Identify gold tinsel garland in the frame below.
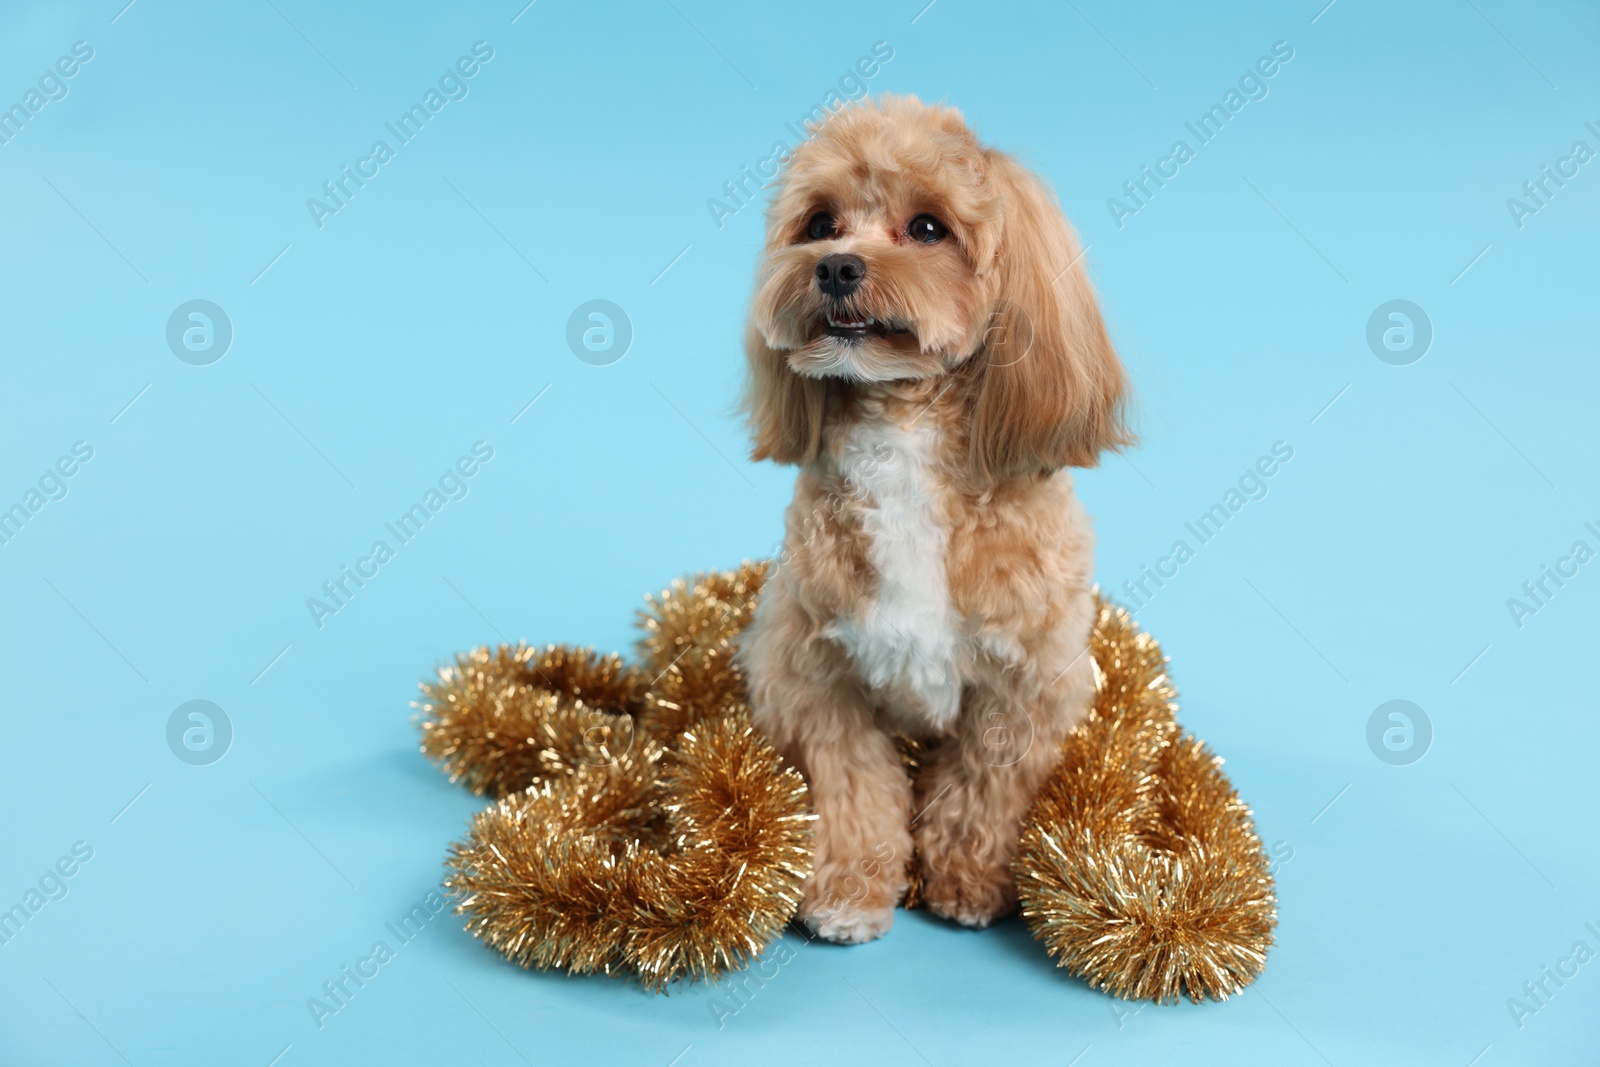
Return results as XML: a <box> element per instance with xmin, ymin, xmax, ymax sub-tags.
<box><xmin>1012</xmin><ymin>597</ymin><xmax>1277</xmax><ymax>1002</ymax></box>
<box><xmin>419</xmin><ymin>644</ymin><xmax>643</xmax><ymax>798</ymax></box>
<box><xmin>416</xmin><ymin>562</ymin><xmax>1276</xmax><ymax>998</ymax></box>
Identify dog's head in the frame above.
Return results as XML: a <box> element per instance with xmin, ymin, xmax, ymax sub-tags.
<box><xmin>744</xmin><ymin>95</ymin><xmax>1130</xmax><ymax>479</ymax></box>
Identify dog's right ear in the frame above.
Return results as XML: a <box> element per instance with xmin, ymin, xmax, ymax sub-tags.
<box><xmin>741</xmin><ymin>322</ymin><xmax>827</xmax><ymax>465</ymax></box>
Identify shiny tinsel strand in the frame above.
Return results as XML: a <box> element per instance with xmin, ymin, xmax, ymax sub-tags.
<box><xmin>416</xmin><ymin>644</ymin><xmax>642</xmax><ymax>797</ymax></box>
<box><xmin>635</xmin><ymin>561</ymin><xmax>767</xmax><ymax>676</ymax></box>
<box><xmin>423</xmin><ymin>569</ymin><xmax>1274</xmax><ymax>999</ymax></box>
<box><xmin>443</xmin><ymin>717</ymin><xmax>810</xmax><ymax>991</ymax></box>
<box><xmin>1012</xmin><ymin>597</ymin><xmax>1278</xmax><ymax>1002</ymax></box>
<box><xmin>635</xmin><ymin>562</ymin><xmax>767</xmax><ymax>741</ymax></box>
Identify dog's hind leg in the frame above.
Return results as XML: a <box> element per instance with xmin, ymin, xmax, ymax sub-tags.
<box><xmin>913</xmin><ymin>620</ymin><xmax>1097</xmax><ymax>928</ymax></box>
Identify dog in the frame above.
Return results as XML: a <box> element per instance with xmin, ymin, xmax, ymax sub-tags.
<box><xmin>738</xmin><ymin>95</ymin><xmax>1131</xmax><ymax>943</ymax></box>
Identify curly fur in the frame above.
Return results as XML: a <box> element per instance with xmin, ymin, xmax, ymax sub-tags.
<box><xmin>738</xmin><ymin>95</ymin><xmax>1132</xmax><ymax>942</ymax></box>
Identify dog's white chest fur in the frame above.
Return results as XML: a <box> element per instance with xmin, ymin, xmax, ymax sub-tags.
<box><xmin>823</xmin><ymin>417</ymin><xmax>964</xmax><ymax>730</ymax></box>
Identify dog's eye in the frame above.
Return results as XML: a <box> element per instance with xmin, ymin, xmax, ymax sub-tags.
<box><xmin>805</xmin><ymin>212</ymin><xmax>837</xmax><ymax>241</ymax></box>
<box><xmin>907</xmin><ymin>215</ymin><xmax>948</xmax><ymax>243</ymax></box>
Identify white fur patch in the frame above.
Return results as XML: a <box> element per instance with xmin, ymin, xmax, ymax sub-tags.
<box><xmin>824</xmin><ymin>417</ymin><xmax>964</xmax><ymax>731</ymax></box>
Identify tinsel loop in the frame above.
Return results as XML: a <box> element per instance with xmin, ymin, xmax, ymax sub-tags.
<box><xmin>1012</xmin><ymin>598</ymin><xmax>1277</xmax><ymax>1002</ymax></box>
<box><xmin>418</xmin><ymin>563</ymin><xmax>1275</xmax><ymax>999</ymax></box>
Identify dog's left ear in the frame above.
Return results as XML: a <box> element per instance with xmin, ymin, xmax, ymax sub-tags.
<box><xmin>966</xmin><ymin>151</ymin><xmax>1131</xmax><ymax>480</ymax></box>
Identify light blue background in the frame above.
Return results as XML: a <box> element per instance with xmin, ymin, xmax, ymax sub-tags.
<box><xmin>2</xmin><ymin>0</ymin><xmax>1596</xmax><ymax>1063</ymax></box>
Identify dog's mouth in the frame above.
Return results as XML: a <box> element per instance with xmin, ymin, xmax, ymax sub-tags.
<box><xmin>822</xmin><ymin>305</ymin><xmax>914</xmax><ymax>343</ymax></box>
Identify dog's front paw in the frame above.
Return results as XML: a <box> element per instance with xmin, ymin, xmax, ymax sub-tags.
<box><xmin>797</xmin><ymin>839</ymin><xmax>908</xmax><ymax>944</ymax></box>
<box><xmin>920</xmin><ymin>861</ymin><xmax>1016</xmax><ymax>929</ymax></box>
<box><xmin>801</xmin><ymin>901</ymin><xmax>895</xmax><ymax>944</ymax></box>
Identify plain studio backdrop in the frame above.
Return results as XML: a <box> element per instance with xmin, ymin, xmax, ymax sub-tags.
<box><xmin>0</xmin><ymin>1</ymin><xmax>1596</xmax><ymax>1064</ymax></box>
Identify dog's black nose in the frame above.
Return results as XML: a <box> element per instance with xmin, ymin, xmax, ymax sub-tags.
<box><xmin>814</xmin><ymin>253</ymin><xmax>865</xmax><ymax>297</ymax></box>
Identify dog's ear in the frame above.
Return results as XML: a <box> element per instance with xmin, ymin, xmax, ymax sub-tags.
<box><xmin>966</xmin><ymin>151</ymin><xmax>1131</xmax><ymax>480</ymax></box>
<box><xmin>742</xmin><ymin>322</ymin><xmax>828</xmax><ymax>464</ymax></box>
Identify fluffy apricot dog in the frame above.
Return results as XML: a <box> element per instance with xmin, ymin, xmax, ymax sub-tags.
<box><xmin>739</xmin><ymin>95</ymin><xmax>1131</xmax><ymax>943</ymax></box>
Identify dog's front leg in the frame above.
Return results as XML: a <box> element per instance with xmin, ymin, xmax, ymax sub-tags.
<box><xmin>913</xmin><ymin>645</ymin><xmax>1097</xmax><ymax>928</ymax></box>
<box><xmin>746</xmin><ymin>589</ymin><xmax>911</xmax><ymax>943</ymax></box>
